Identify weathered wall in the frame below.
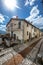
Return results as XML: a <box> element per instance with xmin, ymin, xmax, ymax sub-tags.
<box><xmin>23</xmin><ymin>21</ymin><xmax>32</xmax><ymax>41</ymax></box>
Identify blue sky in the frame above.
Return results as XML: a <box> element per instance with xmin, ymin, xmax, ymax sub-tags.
<box><xmin>0</xmin><ymin>0</ymin><xmax>43</xmax><ymax>31</ymax></box>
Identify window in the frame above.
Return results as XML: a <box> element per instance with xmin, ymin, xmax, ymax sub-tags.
<box><xmin>34</xmin><ymin>28</ymin><xmax>36</xmax><ymax>32</ymax></box>
<box><xmin>27</xmin><ymin>31</ymin><xmax>28</xmax><ymax>35</ymax></box>
<box><xmin>11</xmin><ymin>32</ymin><xmax>13</xmax><ymax>37</ymax></box>
<box><xmin>10</xmin><ymin>23</ymin><xmax>13</xmax><ymax>30</ymax></box>
<box><xmin>10</xmin><ymin>23</ymin><xmax>13</xmax><ymax>27</ymax></box>
<box><xmin>27</xmin><ymin>23</ymin><xmax>28</xmax><ymax>27</ymax></box>
<box><xmin>14</xmin><ymin>24</ymin><xmax>16</xmax><ymax>25</ymax></box>
<box><xmin>32</xmin><ymin>26</ymin><xmax>33</xmax><ymax>29</ymax></box>
<box><xmin>18</xmin><ymin>22</ymin><xmax>21</xmax><ymax>29</ymax></box>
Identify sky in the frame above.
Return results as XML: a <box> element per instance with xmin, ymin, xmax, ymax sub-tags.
<box><xmin>0</xmin><ymin>0</ymin><xmax>43</xmax><ymax>32</ymax></box>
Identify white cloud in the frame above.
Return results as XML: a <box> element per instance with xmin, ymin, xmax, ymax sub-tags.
<box><xmin>33</xmin><ymin>16</ymin><xmax>43</xmax><ymax>29</ymax></box>
<box><xmin>0</xmin><ymin>14</ymin><xmax>5</xmax><ymax>23</ymax></box>
<box><xmin>30</xmin><ymin>5</ymin><xmax>39</xmax><ymax>15</ymax></box>
<box><xmin>25</xmin><ymin>0</ymin><xmax>29</xmax><ymax>6</ymax></box>
<box><xmin>12</xmin><ymin>16</ymin><xmax>17</xmax><ymax>18</ymax></box>
<box><xmin>4</xmin><ymin>15</ymin><xmax>9</xmax><ymax>18</ymax></box>
<box><xmin>25</xmin><ymin>0</ymin><xmax>35</xmax><ymax>6</ymax></box>
<box><xmin>0</xmin><ymin>13</ymin><xmax>9</xmax><ymax>23</ymax></box>
<box><xmin>0</xmin><ymin>25</ymin><xmax>6</xmax><ymax>31</ymax></box>
<box><xmin>12</xmin><ymin>16</ymin><xmax>18</xmax><ymax>18</ymax></box>
<box><xmin>26</xmin><ymin>5</ymin><xmax>43</xmax><ymax>29</ymax></box>
<box><xmin>40</xmin><ymin>27</ymin><xmax>43</xmax><ymax>29</ymax></box>
<box><xmin>32</xmin><ymin>15</ymin><xmax>43</xmax><ymax>24</ymax></box>
<box><xmin>0</xmin><ymin>13</ymin><xmax>9</xmax><ymax>31</ymax></box>
<box><xmin>26</xmin><ymin>5</ymin><xmax>39</xmax><ymax>21</ymax></box>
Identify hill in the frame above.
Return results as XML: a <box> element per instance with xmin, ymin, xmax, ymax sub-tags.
<box><xmin>40</xmin><ymin>29</ymin><xmax>43</xmax><ymax>32</ymax></box>
<box><xmin>0</xmin><ymin>30</ymin><xmax>6</xmax><ymax>34</ymax></box>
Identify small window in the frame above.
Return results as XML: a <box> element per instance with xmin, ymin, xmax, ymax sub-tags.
<box><xmin>34</xmin><ymin>28</ymin><xmax>36</xmax><ymax>32</ymax></box>
<box><xmin>10</xmin><ymin>23</ymin><xmax>13</xmax><ymax>27</ymax></box>
<box><xmin>27</xmin><ymin>31</ymin><xmax>28</xmax><ymax>35</ymax></box>
<box><xmin>32</xmin><ymin>26</ymin><xmax>33</xmax><ymax>29</ymax></box>
<box><xmin>27</xmin><ymin>23</ymin><xmax>28</xmax><ymax>27</ymax></box>
<box><xmin>14</xmin><ymin>24</ymin><xmax>16</xmax><ymax>25</ymax></box>
<box><xmin>18</xmin><ymin>22</ymin><xmax>21</xmax><ymax>29</ymax></box>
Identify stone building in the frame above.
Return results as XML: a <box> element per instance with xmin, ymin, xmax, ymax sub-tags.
<box><xmin>6</xmin><ymin>17</ymin><xmax>41</xmax><ymax>42</ymax></box>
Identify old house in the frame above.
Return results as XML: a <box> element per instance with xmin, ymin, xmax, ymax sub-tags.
<box><xmin>6</xmin><ymin>17</ymin><xmax>41</xmax><ymax>42</ymax></box>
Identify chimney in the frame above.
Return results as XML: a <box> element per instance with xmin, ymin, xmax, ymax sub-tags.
<box><xmin>31</xmin><ymin>21</ymin><xmax>33</xmax><ymax>24</ymax></box>
<box><xmin>16</xmin><ymin>16</ymin><xmax>18</xmax><ymax>19</ymax></box>
<box><xmin>12</xmin><ymin>16</ymin><xmax>18</xmax><ymax>19</ymax></box>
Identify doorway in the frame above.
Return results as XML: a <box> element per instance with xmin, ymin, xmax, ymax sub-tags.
<box><xmin>11</xmin><ymin>32</ymin><xmax>13</xmax><ymax>37</ymax></box>
<box><xmin>29</xmin><ymin>32</ymin><xmax>31</xmax><ymax>40</ymax></box>
<box><xmin>14</xmin><ymin>34</ymin><xmax>16</xmax><ymax>40</ymax></box>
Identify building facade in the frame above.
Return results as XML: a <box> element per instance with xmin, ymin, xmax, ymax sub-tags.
<box><xmin>6</xmin><ymin>18</ymin><xmax>41</xmax><ymax>42</ymax></box>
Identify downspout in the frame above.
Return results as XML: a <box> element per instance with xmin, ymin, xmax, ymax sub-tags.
<box><xmin>21</xmin><ymin>21</ymin><xmax>24</xmax><ymax>43</ymax></box>
<box><xmin>22</xmin><ymin>21</ymin><xmax>24</xmax><ymax>43</ymax></box>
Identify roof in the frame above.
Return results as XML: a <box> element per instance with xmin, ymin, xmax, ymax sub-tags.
<box><xmin>6</xmin><ymin>18</ymin><xmax>40</xmax><ymax>30</ymax></box>
<box><xmin>6</xmin><ymin>18</ymin><xmax>25</xmax><ymax>27</ymax></box>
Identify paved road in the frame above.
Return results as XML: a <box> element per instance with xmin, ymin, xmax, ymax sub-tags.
<box><xmin>19</xmin><ymin>38</ymin><xmax>41</xmax><ymax>57</ymax></box>
<box><xmin>0</xmin><ymin>37</ymin><xmax>43</xmax><ymax>65</ymax></box>
<box><xmin>26</xmin><ymin>37</ymin><xmax>43</xmax><ymax>65</ymax></box>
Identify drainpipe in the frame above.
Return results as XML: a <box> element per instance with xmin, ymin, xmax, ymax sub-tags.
<box><xmin>23</xmin><ymin>22</ymin><xmax>24</xmax><ymax>43</ymax></box>
<box><xmin>22</xmin><ymin>21</ymin><xmax>24</xmax><ymax>43</ymax></box>
<box><xmin>20</xmin><ymin>21</ymin><xmax>24</xmax><ymax>43</ymax></box>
